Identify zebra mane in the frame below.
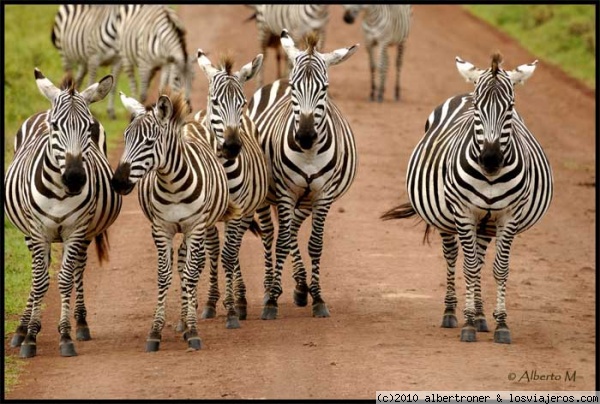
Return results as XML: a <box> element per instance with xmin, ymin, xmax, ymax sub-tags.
<box><xmin>304</xmin><ymin>31</ymin><xmax>320</xmax><ymax>54</ymax></box>
<box><xmin>491</xmin><ymin>52</ymin><xmax>503</xmax><ymax>77</ymax></box>
<box><xmin>219</xmin><ymin>53</ymin><xmax>235</xmax><ymax>75</ymax></box>
<box><xmin>60</xmin><ymin>72</ymin><xmax>76</xmax><ymax>94</ymax></box>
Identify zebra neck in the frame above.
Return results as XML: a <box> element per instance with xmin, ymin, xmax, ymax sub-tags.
<box><xmin>155</xmin><ymin>133</ymin><xmax>191</xmax><ymax>190</ymax></box>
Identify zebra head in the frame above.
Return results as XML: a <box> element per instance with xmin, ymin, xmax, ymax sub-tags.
<box><xmin>197</xmin><ymin>49</ymin><xmax>263</xmax><ymax>160</ymax></box>
<box><xmin>342</xmin><ymin>5</ymin><xmax>365</xmax><ymax>24</ymax></box>
<box><xmin>281</xmin><ymin>29</ymin><xmax>358</xmax><ymax>150</ymax></box>
<box><xmin>35</xmin><ymin>68</ymin><xmax>113</xmax><ymax>195</ymax></box>
<box><xmin>112</xmin><ymin>91</ymin><xmax>183</xmax><ymax>195</ymax></box>
<box><xmin>456</xmin><ymin>53</ymin><xmax>537</xmax><ymax>176</ymax></box>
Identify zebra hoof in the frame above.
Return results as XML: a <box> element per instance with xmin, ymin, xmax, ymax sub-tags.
<box><xmin>226</xmin><ymin>315</ymin><xmax>241</xmax><ymax>329</ymax></box>
<box><xmin>19</xmin><ymin>342</ymin><xmax>37</xmax><ymax>358</ymax></box>
<box><xmin>494</xmin><ymin>327</ymin><xmax>512</xmax><ymax>344</ymax></box>
<box><xmin>261</xmin><ymin>305</ymin><xmax>278</xmax><ymax>320</ymax></box>
<box><xmin>108</xmin><ymin>109</ymin><xmax>116</xmax><ymax>120</ymax></box>
<box><xmin>201</xmin><ymin>306</ymin><xmax>217</xmax><ymax>319</ymax></box>
<box><xmin>441</xmin><ymin>314</ymin><xmax>458</xmax><ymax>328</ymax></box>
<box><xmin>262</xmin><ymin>293</ymin><xmax>271</xmax><ymax>306</ymax></box>
<box><xmin>175</xmin><ymin>320</ymin><xmax>186</xmax><ymax>333</ymax></box>
<box><xmin>60</xmin><ymin>341</ymin><xmax>78</xmax><ymax>357</ymax></box>
<box><xmin>293</xmin><ymin>286</ymin><xmax>309</xmax><ymax>307</ymax></box>
<box><xmin>312</xmin><ymin>302</ymin><xmax>330</xmax><ymax>318</ymax></box>
<box><xmin>475</xmin><ymin>317</ymin><xmax>489</xmax><ymax>332</ymax></box>
<box><xmin>460</xmin><ymin>325</ymin><xmax>477</xmax><ymax>342</ymax></box>
<box><xmin>76</xmin><ymin>326</ymin><xmax>91</xmax><ymax>341</ymax></box>
<box><xmin>10</xmin><ymin>332</ymin><xmax>26</xmax><ymax>348</ymax></box>
<box><xmin>187</xmin><ymin>337</ymin><xmax>202</xmax><ymax>350</ymax></box>
<box><xmin>145</xmin><ymin>339</ymin><xmax>161</xmax><ymax>352</ymax></box>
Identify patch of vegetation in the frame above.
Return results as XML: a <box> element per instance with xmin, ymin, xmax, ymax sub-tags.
<box><xmin>465</xmin><ymin>5</ymin><xmax>595</xmax><ymax>89</ymax></box>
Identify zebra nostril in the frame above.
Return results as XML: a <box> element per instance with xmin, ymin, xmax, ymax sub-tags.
<box><xmin>343</xmin><ymin>13</ymin><xmax>355</xmax><ymax>24</ymax></box>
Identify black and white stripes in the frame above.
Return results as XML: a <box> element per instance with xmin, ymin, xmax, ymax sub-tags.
<box><xmin>5</xmin><ymin>69</ymin><xmax>122</xmax><ymax>358</ymax></box>
<box><xmin>382</xmin><ymin>53</ymin><xmax>553</xmax><ymax>343</ymax></box>
<box><xmin>247</xmin><ymin>30</ymin><xmax>359</xmax><ymax>320</ymax></box>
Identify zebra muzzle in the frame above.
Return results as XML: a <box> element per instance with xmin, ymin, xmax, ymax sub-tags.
<box><xmin>478</xmin><ymin>140</ymin><xmax>504</xmax><ymax>176</ymax></box>
<box><xmin>111</xmin><ymin>163</ymin><xmax>135</xmax><ymax>195</ymax></box>
<box><xmin>62</xmin><ymin>154</ymin><xmax>87</xmax><ymax>195</ymax></box>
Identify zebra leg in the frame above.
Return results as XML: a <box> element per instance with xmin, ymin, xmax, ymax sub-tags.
<box><xmin>123</xmin><ymin>61</ymin><xmax>138</xmax><ymax>100</ymax></box>
<box><xmin>394</xmin><ymin>41</ymin><xmax>406</xmax><ymax>101</ymax></box>
<box><xmin>200</xmin><ymin>225</ymin><xmax>220</xmax><ymax>320</ymax></box>
<box><xmin>139</xmin><ymin>65</ymin><xmax>159</xmax><ymax>104</ymax></box>
<box><xmin>457</xmin><ymin>222</ymin><xmax>480</xmax><ymax>342</ymax></box>
<box><xmin>74</xmin><ymin>64</ymin><xmax>88</xmax><ymax>89</ymax></box>
<box><xmin>175</xmin><ymin>239</ymin><xmax>188</xmax><ymax>332</ymax></box>
<box><xmin>440</xmin><ymin>232</ymin><xmax>459</xmax><ymax>328</ymax></box>
<box><xmin>307</xmin><ymin>204</ymin><xmax>332</xmax><ymax>317</ymax></box>
<box><xmin>377</xmin><ymin>43</ymin><xmax>389</xmax><ymax>103</ymax></box>
<box><xmin>261</xmin><ymin>200</ymin><xmax>295</xmax><ymax>320</ymax></box>
<box><xmin>290</xmin><ymin>208</ymin><xmax>310</xmax><ymax>307</ymax></box>
<box><xmin>107</xmin><ymin>58</ymin><xmax>122</xmax><ymax>120</ymax></box>
<box><xmin>474</xmin><ymin>236</ymin><xmax>492</xmax><ymax>332</ymax></box>
<box><xmin>73</xmin><ymin>248</ymin><xmax>91</xmax><ymax>341</ymax></box>
<box><xmin>367</xmin><ymin>42</ymin><xmax>377</xmax><ymax>102</ymax></box>
<box><xmin>18</xmin><ymin>237</ymin><xmax>51</xmax><ymax>358</ymax></box>
<box><xmin>221</xmin><ymin>219</ymin><xmax>243</xmax><ymax>329</ymax></box>
<box><xmin>492</xmin><ymin>223</ymin><xmax>517</xmax><ymax>344</ymax></box>
<box><xmin>146</xmin><ymin>226</ymin><xmax>174</xmax><ymax>352</ymax></box>
<box><xmin>256</xmin><ymin>203</ymin><xmax>275</xmax><ymax>303</ymax></box>
<box><xmin>180</xmin><ymin>229</ymin><xmax>207</xmax><ymax>350</ymax></box>
<box><xmin>233</xmin><ymin>215</ymin><xmax>255</xmax><ymax>320</ymax></box>
<box><xmin>57</xmin><ymin>237</ymin><xmax>91</xmax><ymax>357</ymax></box>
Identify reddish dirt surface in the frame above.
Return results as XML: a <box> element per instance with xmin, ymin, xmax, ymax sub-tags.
<box><xmin>5</xmin><ymin>5</ymin><xmax>596</xmax><ymax>399</ymax></box>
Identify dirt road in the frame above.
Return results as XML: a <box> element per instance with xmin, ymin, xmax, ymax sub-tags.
<box><xmin>5</xmin><ymin>5</ymin><xmax>596</xmax><ymax>399</ymax></box>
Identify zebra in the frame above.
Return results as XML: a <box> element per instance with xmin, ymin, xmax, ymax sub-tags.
<box><xmin>342</xmin><ymin>5</ymin><xmax>412</xmax><ymax>102</ymax></box>
<box><xmin>381</xmin><ymin>53</ymin><xmax>553</xmax><ymax>344</ymax></box>
<box><xmin>118</xmin><ymin>5</ymin><xmax>194</xmax><ymax>108</ymax></box>
<box><xmin>247</xmin><ymin>5</ymin><xmax>329</xmax><ymax>88</ymax></box>
<box><xmin>51</xmin><ymin>4</ymin><xmax>122</xmax><ymax>119</ymax></box>
<box><xmin>247</xmin><ymin>30</ymin><xmax>359</xmax><ymax>320</ymax></box>
<box><xmin>111</xmin><ymin>90</ymin><xmax>232</xmax><ymax>352</ymax></box>
<box><xmin>187</xmin><ymin>50</ymin><xmax>268</xmax><ymax>329</ymax></box>
<box><xmin>4</xmin><ymin>69</ymin><xmax>122</xmax><ymax>358</ymax></box>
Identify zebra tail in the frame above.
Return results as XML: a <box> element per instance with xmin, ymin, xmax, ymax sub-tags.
<box><xmin>380</xmin><ymin>202</ymin><xmax>433</xmax><ymax>245</ymax></box>
<box><xmin>248</xmin><ymin>217</ymin><xmax>262</xmax><ymax>238</ymax></box>
<box><xmin>380</xmin><ymin>202</ymin><xmax>417</xmax><ymax>221</ymax></box>
<box><xmin>94</xmin><ymin>232</ymin><xmax>110</xmax><ymax>265</ymax></box>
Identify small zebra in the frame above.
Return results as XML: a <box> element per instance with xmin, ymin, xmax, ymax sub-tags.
<box><xmin>343</xmin><ymin>4</ymin><xmax>412</xmax><ymax>102</ymax></box>
<box><xmin>52</xmin><ymin>4</ymin><xmax>122</xmax><ymax>119</ymax></box>
<box><xmin>247</xmin><ymin>5</ymin><xmax>329</xmax><ymax>88</ymax></box>
<box><xmin>247</xmin><ymin>30</ymin><xmax>359</xmax><ymax>320</ymax></box>
<box><xmin>5</xmin><ymin>69</ymin><xmax>122</xmax><ymax>358</ymax></box>
<box><xmin>111</xmin><ymin>90</ymin><xmax>232</xmax><ymax>352</ymax></box>
<box><xmin>118</xmin><ymin>5</ymin><xmax>194</xmax><ymax>107</ymax></box>
<box><xmin>382</xmin><ymin>53</ymin><xmax>553</xmax><ymax>343</ymax></box>
<box><xmin>187</xmin><ymin>50</ymin><xmax>268</xmax><ymax>329</ymax></box>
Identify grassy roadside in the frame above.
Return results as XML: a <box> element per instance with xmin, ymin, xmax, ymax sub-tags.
<box><xmin>4</xmin><ymin>5</ymin><xmax>130</xmax><ymax>393</ymax></box>
<box><xmin>464</xmin><ymin>5</ymin><xmax>595</xmax><ymax>89</ymax></box>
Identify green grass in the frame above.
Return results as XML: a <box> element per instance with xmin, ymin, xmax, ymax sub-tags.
<box><xmin>4</xmin><ymin>5</ymin><xmax>131</xmax><ymax>393</ymax></box>
<box><xmin>465</xmin><ymin>5</ymin><xmax>596</xmax><ymax>89</ymax></box>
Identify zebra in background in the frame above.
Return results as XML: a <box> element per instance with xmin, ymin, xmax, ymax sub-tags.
<box><xmin>247</xmin><ymin>30</ymin><xmax>359</xmax><ymax>320</ymax></box>
<box><xmin>111</xmin><ymin>90</ymin><xmax>231</xmax><ymax>352</ymax></box>
<box><xmin>343</xmin><ymin>5</ymin><xmax>412</xmax><ymax>102</ymax></box>
<box><xmin>4</xmin><ymin>69</ymin><xmax>122</xmax><ymax>358</ymax></box>
<box><xmin>190</xmin><ymin>50</ymin><xmax>268</xmax><ymax>329</ymax></box>
<box><xmin>247</xmin><ymin>5</ymin><xmax>329</xmax><ymax>88</ymax></box>
<box><xmin>381</xmin><ymin>53</ymin><xmax>553</xmax><ymax>344</ymax></box>
<box><xmin>52</xmin><ymin>4</ymin><xmax>122</xmax><ymax>119</ymax></box>
<box><xmin>118</xmin><ymin>5</ymin><xmax>194</xmax><ymax>108</ymax></box>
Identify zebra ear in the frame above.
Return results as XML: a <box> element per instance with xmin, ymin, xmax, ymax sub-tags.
<box><xmin>236</xmin><ymin>54</ymin><xmax>263</xmax><ymax>84</ymax></box>
<box><xmin>508</xmin><ymin>60</ymin><xmax>538</xmax><ymax>86</ymax></box>
<box><xmin>280</xmin><ymin>29</ymin><xmax>301</xmax><ymax>64</ymax></box>
<box><xmin>34</xmin><ymin>68</ymin><xmax>61</xmax><ymax>102</ymax></box>
<box><xmin>197</xmin><ymin>49</ymin><xmax>219</xmax><ymax>80</ymax></box>
<box><xmin>322</xmin><ymin>44</ymin><xmax>359</xmax><ymax>66</ymax></box>
<box><xmin>81</xmin><ymin>75</ymin><xmax>114</xmax><ymax>105</ymax></box>
<box><xmin>156</xmin><ymin>95</ymin><xmax>173</xmax><ymax>124</ymax></box>
<box><xmin>119</xmin><ymin>91</ymin><xmax>145</xmax><ymax>117</ymax></box>
<box><xmin>456</xmin><ymin>56</ymin><xmax>484</xmax><ymax>83</ymax></box>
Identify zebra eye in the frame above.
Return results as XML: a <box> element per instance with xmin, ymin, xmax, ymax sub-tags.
<box><xmin>51</xmin><ymin>122</ymin><xmax>59</xmax><ymax>132</ymax></box>
<box><xmin>212</xmin><ymin>99</ymin><xmax>220</xmax><ymax>107</ymax></box>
